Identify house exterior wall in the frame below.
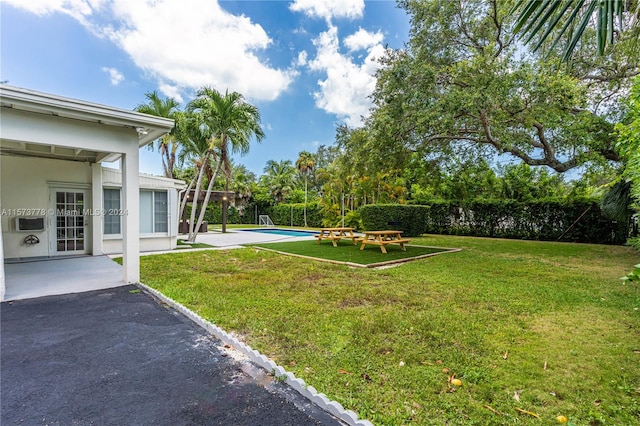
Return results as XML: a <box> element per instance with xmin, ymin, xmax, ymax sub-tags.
<box><xmin>100</xmin><ymin>167</ymin><xmax>183</xmax><ymax>254</ymax></box>
<box><xmin>1</xmin><ymin>84</ymin><xmax>175</xmax><ymax>298</ymax></box>
<box><xmin>0</xmin><ymin>156</ymin><xmax>92</xmax><ymax>259</ymax></box>
<box><xmin>0</xmin><ymin>156</ymin><xmax>183</xmax><ymax>259</ymax></box>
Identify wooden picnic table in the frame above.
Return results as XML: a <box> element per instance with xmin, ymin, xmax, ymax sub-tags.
<box><xmin>314</xmin><ymin>227</ymin><xmax>359</xmax><ymax>247</ymax></box>
<box><xmin>359</xmin><ymin>230</ymin><xmax>411</xmax><ymax>254</ymax></box>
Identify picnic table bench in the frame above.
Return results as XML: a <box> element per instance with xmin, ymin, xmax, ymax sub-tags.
<box><xmin>358</xmin><ymin>230</ymin><xmax>411</xmax><ymax>254</ymax></box>
<box><xmin>314</xmin><ymin>227</ymin><xmax>359</xmax><ymax>247</ymax></box>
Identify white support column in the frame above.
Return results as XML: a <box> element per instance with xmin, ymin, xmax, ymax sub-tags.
<box><xmin>0</xmin><ymin>213</ymin><xmax>5</xmax><ymax>302</ymax></box>
<box><xmin>91</xmin><ymin>163</ymin><xmax>104</xmax><ymax>256</ymax></box>
<box><xmin>121</xmin><ymin>150</ymin><xmax>140</xmax><ymax>283</ymax></box>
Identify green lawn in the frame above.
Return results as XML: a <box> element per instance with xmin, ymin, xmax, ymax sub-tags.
<box><xmin>176</xmin><ymin>239</ymin><xmax>213</xmax><ymax>249</ymax></box>
<box><xmin>139</xmin><ymin>235</ymin><xmax>640</xmax><ymax>425</ymax></box>
<box><xmin>253</xmin><ymin>239</ymin><xmax>456</xmax><ymax>266</ymax></box>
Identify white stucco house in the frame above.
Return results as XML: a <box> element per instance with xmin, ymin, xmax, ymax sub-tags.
<box><xmin>0</xmin><ymin>85</ymin><xmax>185</xmax><ymax>301</ymax></box>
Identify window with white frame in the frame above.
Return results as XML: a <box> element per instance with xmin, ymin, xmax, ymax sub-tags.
<box><xmin>103</xmin><ymin>188</ymin><xmax>121</xmax><ymax>235</ymax></box>
<box><xmin>103</xmin><ymin>189</ymin><xmax>168</xmax><ymax>235</ymax></box>
<box><xmin>140</xmin><ymin>190</ymin><xmax>168</xmax><ymax>233</ymax></box>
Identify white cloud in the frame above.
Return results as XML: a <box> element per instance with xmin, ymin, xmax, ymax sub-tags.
<box><xmin>3</xmin><ymin>0</ymin><xmax>108</xmax><ymax>28</ymax></box>
<box><xmin>307</xmin><ymin>25</ymin><xmax>385</xmax><ymax>127</ymax></box>
<box><xmin>289</xmin><ymin>0</ymin><xmax>364</xmax><ymax>22</ymax></box>
<box><xmin>297</xmin><ymin>50</ymin><xmax>308</xmax><ymax>67</ymax></box>
<box><xmin>101</xmin><ymin>66</ymin><xmax>124</xmax><ymax>85</ymax></box>
<box><xmin>158</xmin><ymin>82</ymin><xmax>184</xmax><ymax>104</ymax></box>
<box><xmin>5</xmin><ymin>0</ymin><xmax>294</xmax><ymax>101</ymax></box>
<box><xmin>344</xmin><ymin>27</ymin><xmax>383</xmax><ymax>52</ymax></box>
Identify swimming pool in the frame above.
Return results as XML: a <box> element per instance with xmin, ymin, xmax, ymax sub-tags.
<box><xmin>242</xmin><ymin>228</ymin><xmax>319</xmax><ymax>237</ymax></box>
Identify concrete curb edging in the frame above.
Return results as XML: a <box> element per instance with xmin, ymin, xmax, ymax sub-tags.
<box><xmin>137</xmin><ymin>282</ymin><xmax>374</xmax><ymax>426</ymax></box>
<box><xmin>252</xmin><ymin>245</ymin><xmax>461</xmax><ymax>269</ymax></box>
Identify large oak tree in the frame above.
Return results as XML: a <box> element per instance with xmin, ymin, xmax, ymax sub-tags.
<box><xmin>368</xmin><ymin>0</ymin><xmax>637</xmax><ymax>174</ymax></box>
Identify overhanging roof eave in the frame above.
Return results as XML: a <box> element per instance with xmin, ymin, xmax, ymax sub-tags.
<box><xmin>0</xmin><ymin>84</ymin><xmax>174</xmax><ymax>147</ymax></box>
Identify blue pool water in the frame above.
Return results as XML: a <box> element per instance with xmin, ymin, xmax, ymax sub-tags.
<box><xmin>243</xmin><ymin>228</ymin><xmax>319</xmax><ymax>237</ymax></box>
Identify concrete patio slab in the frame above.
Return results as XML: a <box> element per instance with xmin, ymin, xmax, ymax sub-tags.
<box><xmin>3</xmin><ymin>255</ymin><xmax>125</xmax><ymax>301</ymax></box>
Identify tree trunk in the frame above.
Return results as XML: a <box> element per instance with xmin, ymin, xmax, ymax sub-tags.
<box><xmin>188</xmin><ymin>158</ymin><xmax>207</xmax><ymax>242</ymax></box>
<box><xmin>222</xmin><ymin>179</ymin><xmax>229</xmax><ymax>233</ymax></box>
<box><xmin>179</xmin><ymin>179</ymin><xmax>195</xmax><ymax>222</ymax></box>
<box><xmin>190</xmin><ymin>158</ymin><xmax>222</xmax><ymax>242</ymax></box>
<box><xmin>303</xmin><ymin>175</ymin><xmax>308</xmax><ymax>227</ymax></box>
<box><xmin>179</xmin><ymin>178</ymin><xmax>196</xmax><ymax>233</ymax></box>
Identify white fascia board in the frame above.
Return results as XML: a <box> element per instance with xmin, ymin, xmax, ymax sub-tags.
<box><xmin>0</xmin><ymin>85</ymin><xmax>174</xmax><ymax>149</ymax></box>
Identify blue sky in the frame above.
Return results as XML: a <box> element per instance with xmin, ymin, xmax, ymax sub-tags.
<box><xmin>1</xmin><ymin>0</ymin><xmax>410</xmax><ymax>177</ymax></box>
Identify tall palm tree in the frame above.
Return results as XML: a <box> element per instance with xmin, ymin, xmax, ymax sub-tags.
<box><xmin>263</xmin><ymin>159</ymin><xmax>296</xmax><ymax>203</ymax></box>
<box><xmin>229</xmin><ymin>163</ymin><xmax>255</xmax><ymax>208</ymax></box>
<box><xmin>295</xmin><ymin>151</ymin><xmax>315</xmax><ymax>227</ymax></box>
<box><xmin>187</xmin><ymin>87</ymin><xmax>265</xmax><ymax>233</ymax></box>
<box><xmin>176</xmin><ymin>113</ymin><xmax>222</xmax><ymax>242</ymax></box>
<box><xmin>135</xmin><ymin>91</ymin><xmax>181</xmax><ymax>178</ymax></box>
<box><xmin>512</xmin><ymin>0</ymin><xmax>639</xmax><ymax>61</ymax></box>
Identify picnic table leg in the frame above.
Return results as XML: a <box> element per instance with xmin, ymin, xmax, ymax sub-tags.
<box><xmin>378</xmin><ymin>236</ymin><xmax>388</xmax><ymax>254</ymax></box>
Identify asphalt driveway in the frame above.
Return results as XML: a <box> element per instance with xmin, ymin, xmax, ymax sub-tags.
<box><xmin>1</xmin><ymin>285</ymin><xmax>343</xmax><ymax>425</ymax></box>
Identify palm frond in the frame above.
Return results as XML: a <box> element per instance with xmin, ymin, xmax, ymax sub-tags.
<box><xmin>512</xmin><ymin>0</ymin><xmax>636</xmax><ymax>61</ymax></box>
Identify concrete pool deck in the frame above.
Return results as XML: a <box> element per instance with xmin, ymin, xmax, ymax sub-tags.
<box><xmin>190</xmin><ymin>228</ymin><xmax>317</xmax><ymax>248</ymax></box>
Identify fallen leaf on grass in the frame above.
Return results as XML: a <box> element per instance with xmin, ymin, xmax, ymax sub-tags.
<box><xmin>447</xmin><ymin>373</ymin><xmax>463</xmax><ymax>387</ymax></box>
<box><xmin>515</xmin><ymin>407</ymin><xmax>540</xmax><ymax>419</ymax></box>
<box><xmin>361</xmin><ymin>373</ymin><xmax>372</xmax><ymax>382</ymax></box>
<box><xmin>483</xmin><ymin>405</ymin><xmax>503</xmax><ymax>415</ymax></box>
<box><xmin>503</xmin><ymin>350</ymin><xmax>508</xmax><ymax>360</ymax></box>
<box><xmin>442</xmin><ymin>367</ymin><xmax>450</xmax><ymax>373</ymax></box>
<box><xmin>338</xmin><ymin>369</ymin><xmax>351</xmax><ymax>374</ymax></box>
<box><xmin>513</xmin><ymin>390</ymin><xmax>520</xmax><ymax>402</ymax></box>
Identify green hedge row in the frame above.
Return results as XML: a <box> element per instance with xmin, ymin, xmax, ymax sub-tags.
<box><xmin>359</xmin><ymin>200</ymin><xmax>629</xmax><ymax>244</ymax></box>
<box><xmin>268</xmin><ymin>202</ymin><xmax>323</xmax><ymax>227</ymax></box>
<box><xmin>194</xmin><ymin>202</ymin><xmax>322</xmax><ymax>227</ymax></box>
<box><xmin>359</xmin><ymin>204</ymin><xmax>430</xmax><ymax>237</ymax></box>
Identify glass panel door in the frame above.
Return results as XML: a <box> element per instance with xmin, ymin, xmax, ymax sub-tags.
<box><xmin>54</xmin><ymin>190</ymin><xmax>88</xmax><ymax>254</ymax></box>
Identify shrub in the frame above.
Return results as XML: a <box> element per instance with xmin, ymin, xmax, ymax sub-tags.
<box><xmin>268</xmin><ymin>202</ymin><xmax>322</xmax><ymax>227</ymax></box>
<box><xmin>420</xmin><ymin>199</ymin><xmax>628</xmax><ymax>244</ymax></box>
<box><xmin>359</xmin><ymin>204</ymin><xmax>430</xmax><ymax>237</ymax></box>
